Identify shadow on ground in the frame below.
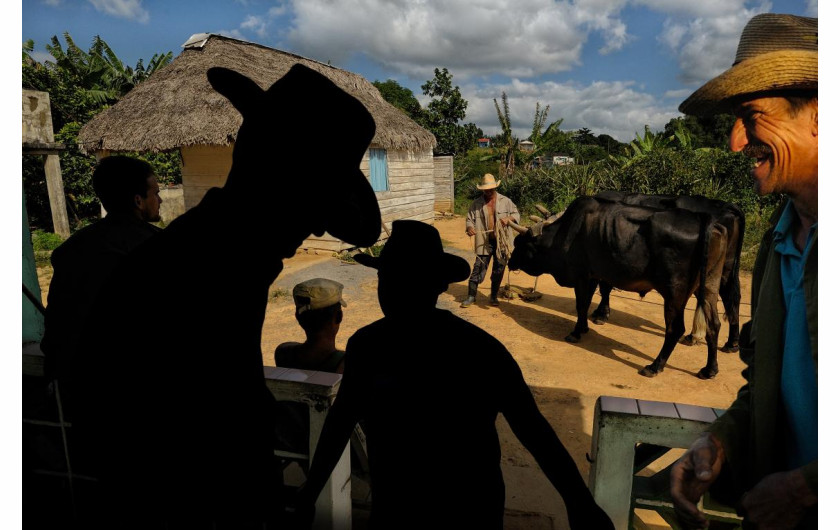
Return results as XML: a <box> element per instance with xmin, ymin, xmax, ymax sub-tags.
<box><xmin>498</xmin><ymin>386</ymin><xmax>592</xmax><ymax>530</ymax></box>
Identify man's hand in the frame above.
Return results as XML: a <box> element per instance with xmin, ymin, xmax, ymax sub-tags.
<box><xmin>500</xmin><ymin>217</ymin><xmax>510</xmax><ymax>227</ymax></box>
<box><xmin>739</xmin><ymin>468</ymin><xmax>816</xmax><ymax>529</ymax></box>
<box><xmin>466</xmin><ymin>226</ymin><xmax>476</xmax><ymax>236</ymax></box>
<box><xmin>670</xmin><ymin>432</ymin><xmax>725</xmax><ymax>528</ymax></box>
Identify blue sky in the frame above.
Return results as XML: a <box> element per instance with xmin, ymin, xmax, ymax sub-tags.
<box><xmin>22</xmin><ymin>0</ymin><xmax>818</xmax><ymax>142</ymax></box>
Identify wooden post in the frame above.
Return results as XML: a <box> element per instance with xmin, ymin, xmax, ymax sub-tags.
<box><xmin>264</xmin><ymin>367</ymin><xmax>352</xmax><ymax>530</ymax></box>
<box><xmin>22</xmin><ymin>90</ymin><xmax>70</xmax><ymax>237</ymax></box>
<box><xmin>44</xmin><ymin>154</ymin><xmax>70</xmax><ymax>238</ymax></box>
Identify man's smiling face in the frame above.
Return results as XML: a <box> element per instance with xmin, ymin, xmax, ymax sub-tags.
<box><xmin>729</xmin><ymin>96</ymin><xmax>818</xmax><ymax>197</ymax></box>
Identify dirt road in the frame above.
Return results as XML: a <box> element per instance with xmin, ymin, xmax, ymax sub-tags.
<box><xmin>258</xmin><ymin>215</ymin><xmax>750</xmax><ymax>529</ymax></box>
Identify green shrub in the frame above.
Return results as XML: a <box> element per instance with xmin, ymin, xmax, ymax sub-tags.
<box><xmin>31</xmin><ymin>229</ymin><xmax>65</xmax><ymax>251</ymax></box>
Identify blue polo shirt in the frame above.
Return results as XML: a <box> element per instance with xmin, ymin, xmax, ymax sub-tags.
<box><xmin>773</xmin><ymin>201</ymin><xmax>818</xmax><ymax>470</ymax></box>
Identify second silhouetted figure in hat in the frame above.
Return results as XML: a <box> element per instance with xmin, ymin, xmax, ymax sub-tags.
<box><xmin>295</xmin><ymin>220</ymin><xmax>613</xmax><ymax>529</ymax></box>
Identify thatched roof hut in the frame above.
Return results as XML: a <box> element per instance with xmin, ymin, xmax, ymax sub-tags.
<box><xmin>78</xmin><ymin>34</ymin><xmax>445</xmax><ymax>250</ymax></box>
<box><xmin>78</xmin><ymin>33</ymin><xmax>435</xmax><ymax>154</ymax></box>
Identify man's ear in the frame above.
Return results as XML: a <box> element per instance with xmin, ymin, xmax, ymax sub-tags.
<box><xmin>811</xmin><ymin>101</ymin><xmax>818</xmax><ymax>137</ymax></box>
<box><xmin>134</xmin><ymin>194</ymin><xmax>144</xmax><ymax>209</ymax></box>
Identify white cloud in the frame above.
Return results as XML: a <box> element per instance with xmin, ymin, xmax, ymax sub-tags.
<box><xmin>805</xmin><ymin>0</ymin><xmax>817</xmax><ymax>16</ymax></box>
<box><xmin>284</xmin><ymin>0</ymin><xmax>631</xmax><ymax>78</ymax></box>
<box><xmin>87</xmin><ymin>0</ymin><xmax>149</xmax><ymax>23</ymax></box>
<box><xmin>459</xmin><ymin>78</ymin><xmax>677</xmax><ymax>142</ymax></box>
<box><xmin>29</xmin><ymin>51</ymin><xmax>54</xmax><ymax>64</ymax></box>
<box><xmin>240</xmin><ymin>14</ymin><xmax>269</xmax><ymax>38</ymax></box>
<box><xmin>658</xmin><ymin>1</ymin><xmax>771</xmax><ymax>87</ymax></box>
<box><xmin>574</xmin><ymin>0</ymin><xmax>631</xmax><ymax>54</ymax></box>
<box><xmin>269</xmin><ymin>5</ymin><xmax>287</xmax><ymax>17</ymax></box>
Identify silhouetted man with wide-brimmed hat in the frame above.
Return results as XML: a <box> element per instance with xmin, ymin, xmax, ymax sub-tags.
<box><xmin>671</xmin><ymin>13</ymin><xmax>817</xmax><ymax>529</ymax></box>
<box><xmin>295</xmin><ymin>220</ymin><xmax>613</xmax><ymax>529</ymax></box>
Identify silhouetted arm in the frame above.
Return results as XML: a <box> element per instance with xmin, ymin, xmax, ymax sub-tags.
<box><xmin>501</xmin><ymin>357</ymin><xmax>614</xmax><ymax>529</ymax></box>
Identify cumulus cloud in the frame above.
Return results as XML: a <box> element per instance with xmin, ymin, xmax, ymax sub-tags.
<box><xmin>658</xmin><ymin>1</ymin><xmax>771</xmax><ymax>87</ymax></box>
<box><xmin>219</xmin><ymin>14</ymin><xmax>273</xmax><ymax>41</ymax></box>
<box><xmin>240</xmin><ymin>15</ymin><xmax>269</xmax><ymax>38</ymax></box>
<box><xmin>805</xmin><ymin>0</ymin><xmax>817</xmax><ymax>16</ymax></box>
<box><xmin>87</xmin><ymin>0</ymin><xmax>149</xmax><ymax>23</ymax></box>
<box><xmin>458</xmin><ymin>78</ymin><xmax>677</xmax><ymax>142</ymax></box>
<box><xmin>284</xmin><ymin>0</ymin><xmax>633</xmax><ymax>78</ymax></box>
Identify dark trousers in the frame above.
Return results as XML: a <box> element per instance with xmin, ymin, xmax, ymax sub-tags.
<box><xmin>469</xmin><ymin>238</ymin><xmax>507</xmax><ymax>287</ymax></box>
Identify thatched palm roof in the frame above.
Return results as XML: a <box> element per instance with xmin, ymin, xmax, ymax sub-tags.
<box><xmin>78</xmin><ymin>34</ymin><xmax>435</xmax><ymax>154</ymax></box>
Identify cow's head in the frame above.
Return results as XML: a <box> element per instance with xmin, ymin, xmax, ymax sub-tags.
<box><xmin>206</xmin><ymin>65</ymin><xmax>381</xmax><ymax>249</ymax></box>
<box><xmin>508</xmin><ymin>210</ymin><xmax>561</xmax><ymax>275</ymax></box>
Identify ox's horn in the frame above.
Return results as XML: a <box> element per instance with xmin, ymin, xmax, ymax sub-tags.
<box><xmin>509</xmin><ymin>222</ymin><xmax>529</xmax><ymax>234</ymax></box>
<box><xmin>529</xmin><ymin>215</ymin><xmax>544</xmax><ymax>223</ymax></box>
<box><xmin>535</xmin><ymin>204</ymin><xmax>552</xmax><ymax>218</ymax></box>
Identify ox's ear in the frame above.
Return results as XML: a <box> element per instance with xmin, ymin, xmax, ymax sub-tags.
<box><xmin>207</xmin><ymin>67</ymin><xmax>264</xmax><ymax>116</ymax></box>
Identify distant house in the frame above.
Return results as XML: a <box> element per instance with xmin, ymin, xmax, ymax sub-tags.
<box><xmin>477</xmin><ymin>138</ymin><xmax>491</xmax><ymax>148</ymax></box>
<box><xmin>552</xmin><ymin>155</ymin><xmax>575</xmax><ymax>166</ymax></box>
<box><xmin>78</xmin><ymin>33</ymin><xmax>438</xmax><ymax>250</ymax></box>
<box><xmin>519</xmin><ymin>140</ymin><xmax>535</xmax><ymax>152</ymax></box>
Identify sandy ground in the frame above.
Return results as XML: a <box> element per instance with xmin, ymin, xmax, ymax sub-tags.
<box><xmin>257</xmin><ymin>215</ymin><xmax>750</xmax><ymax>529</ymax></box>
<box><xmin>36</xmin><ymin>216</ymin><xmax>749</xmax><ymax>529</ymax></box>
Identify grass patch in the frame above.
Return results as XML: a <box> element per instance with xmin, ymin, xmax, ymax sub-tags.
<box><xmin>334</xmin><ymin>244</ymin><xmax>384</xmax><ymax>263</ymax></box>
<box><xmin>270</xmin><ymin>288</ymin><xmax>290</xmax><ymax>301</ymax></box>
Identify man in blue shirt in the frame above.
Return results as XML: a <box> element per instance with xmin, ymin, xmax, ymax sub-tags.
<box><xmin>670</xmin><ymin>13</ymin><xmax>817</xmax><ymax>529</ymax></box>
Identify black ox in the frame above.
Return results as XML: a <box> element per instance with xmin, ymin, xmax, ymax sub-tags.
<box><xmin>584</xmin><ymin>191</ymin><xmax>744</xmax><ymax>353</ymax></box>
<box><xmin>508</xmin><ymin>195</ymin><xmax>732</xmax><ymax>379</ymax></box>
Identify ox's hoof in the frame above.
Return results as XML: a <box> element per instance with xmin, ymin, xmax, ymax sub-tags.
<box><xmin>679</xmin><ymin>335</ymin><xmax>705</xmax><ymax>346</ymax></box>
<box><xmin>589</xmin><ymin>312</ymin><xmax>609</xmax><ymax>325</ymax></box>
<box><xmin>638</xmin><ymin>365</ymin><xmax>661</xmax><ymax>378</ymax></box>
<box><xmin>720</xmin><ymin>344</ymin><xmax>740</xmax><ymax>353</ymax></box>
<box><xmin>697</xmin><ymin>367</ymin><xmax>719</xmax><ymax>380</ymax></box>
<box><xmin>565</xmin><ymin>334</ymin><xmax>581</xmax><ymax>344</ymax></box>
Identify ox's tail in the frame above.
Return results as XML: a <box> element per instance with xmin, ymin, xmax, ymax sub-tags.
<box><xmin>718</xmin><ymin>209</ymin><xmax>745</xmax><ymax>323</ymax></box>
<box><xmin>695</xmin><ymin>212</ymin><xmax>714</xmax><ymax>318</ymax></box>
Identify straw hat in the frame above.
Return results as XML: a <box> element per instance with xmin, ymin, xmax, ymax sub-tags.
<box><xmin>679</xmin><ymin>13</ymin><xmax>817</xmax><ymax>116</ymax></box>
<box><xmin>354</xmin><ymin>220</ymin><xmax>470</xmax><ymax>285</ymax></box>
<box><xmin>476</xmin><ymin>173</ymin><xmax>501</xmax><ymax>190</ymax></box>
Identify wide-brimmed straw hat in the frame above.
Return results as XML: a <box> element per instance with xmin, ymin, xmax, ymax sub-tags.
<box><xmin>679</xmin><ymin>13</ymin><xmax>817</xmax><ymax>116</ymax></box>
<box><xmin>354</xmin><ymin>220</ymin><xmax>470</xmax><ymax>285</ymax></box>
<box><xmin>476</xmin><ymin>173</ymin><xmax>501</xmax><ymax>190</ymax></box>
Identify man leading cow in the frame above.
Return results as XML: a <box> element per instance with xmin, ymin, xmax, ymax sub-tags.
<box><xmin>463</xmin><ymin>173</ymin><xmax>520</xmax><ymax>307</ymax></box>
<box><xmin>670</xmin><ymin>13</ymin><xmax>817</xmax><ymax>529</ymax></box>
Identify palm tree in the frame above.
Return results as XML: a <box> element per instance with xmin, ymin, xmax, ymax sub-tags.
<box><xmin>493</xmin><ymin>92</ymin><xmax>517</xmax><ymax>177</ymax></box>
<box><xmin>42</xmin><ymin>32</ymin><xmax>173</xmax><ymax>104</ymax></box>
<box><xmin>529</xmin><ymin>102</ymin><xmax>564</xmax><ymax>162</ymax></box>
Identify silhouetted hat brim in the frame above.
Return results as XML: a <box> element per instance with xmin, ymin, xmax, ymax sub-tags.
<box><xmin>354</xmin><ymin>252</ymin><xmax>470</xmax><ymax>285</ymax></box>
<box><xmin>269</xmin><ymin>65</ymin><xmax>382</xmax><ymax>247</ymax></box>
